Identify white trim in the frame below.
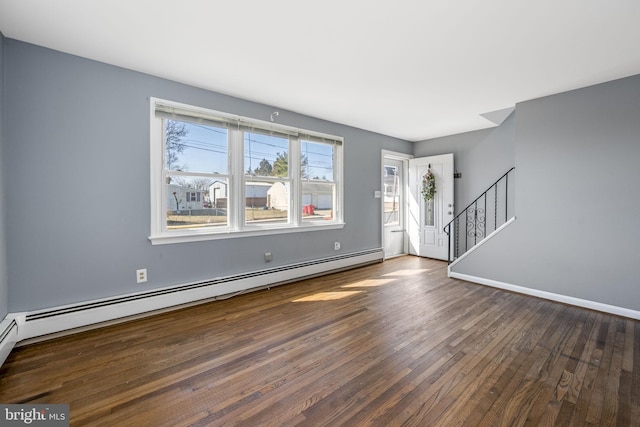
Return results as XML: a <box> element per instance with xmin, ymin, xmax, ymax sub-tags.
<box><xmin>448</xmin><ymin>216</ymin><xmax>516</xmax><ymax>269</ymax></box>
<box><xmin>150</xmin><ymin>221</ymin><xmax>345</xmax><ymax>245</ymax></box>
<box><xmin>149</xmin><ymin>102</ymin><xmax>164</xmax><ymax>239</ymax></box>
<box><xmin>230</xmin><ymin>127</ymin><xmax>244</xmax><ymax>229</ymax></box>
<box><xmin>291</xmin><ymin>135</ymin><xmax>302</xmax><ymax>225</ymax></box>
<box><xmin>15</xmin><ymin>249</ymin><xmax>382</xmax><ymax>342</ymax></box>
<box><xmin>449</xmin><ymin>272</ymin><xmax>640</xmax><ymax>320</ymax></box>
<box><xmin>0</xmin><ymin>316</ymin><xmax>20</xmax><ymax>366</ymax></box>
<box><xmin>334</xmin><ymin>141</ymin><xmax>344</xmax><ymax>224</ymax></box>
<box><xmin>381</xmin><ymin>150</ymin><xmax>412</xmax><ymax>259</ymax></box>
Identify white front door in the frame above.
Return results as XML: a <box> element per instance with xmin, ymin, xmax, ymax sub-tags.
<box><xmin>382</xmin><ymin>156</ymin><xmax>407</xmax><ymax>258</ymax></box>
<box><xmin>408</xmin><ymin>153</ymin><xmax>454</xmax><ymax>260</ymax></box>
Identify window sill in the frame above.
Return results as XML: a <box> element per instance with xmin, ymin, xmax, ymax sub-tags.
<box><xmin>149</xmin><ymin>222</ymin><xmax>346</xmax><ymax>245</ymax></box>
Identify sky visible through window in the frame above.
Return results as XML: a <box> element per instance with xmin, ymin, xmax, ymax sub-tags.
<box><xmin>301</xmin><ymin>140</ymin><xmax>334</xmax><ymax>180</ymax></box>
<box><xmin>172</xmin><ymin>121</ymin><xmax>334</xmax><ymax>180</ymax></box>
<box><xmin>176</xmin><ymin>122</ymin><xmax>228</xmax><ymax>174</ymax></box>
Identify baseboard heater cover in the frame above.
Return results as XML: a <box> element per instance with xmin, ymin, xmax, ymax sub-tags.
<box><xmin>20</xmin><ymin>248</ymin><xmax>383</xmax><ymax>341</ymax></box>
<box><xmin>0</xmin><ymin>318</ymin><xmax>19</xmax><ymax>366</ymax></box>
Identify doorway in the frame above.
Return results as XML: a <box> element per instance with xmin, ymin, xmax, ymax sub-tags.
<box><xmin>382</xmin><ymin>152</ymin><xmax>410</xmax><ymax>259</ymax></box>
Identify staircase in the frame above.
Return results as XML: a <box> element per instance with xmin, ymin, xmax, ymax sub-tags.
<box><xmin>444</xmin><ymin>167</ymin><xmax>515</xmax><ymax>264</ymax></box>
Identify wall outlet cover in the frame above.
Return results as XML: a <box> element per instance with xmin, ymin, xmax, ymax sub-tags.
<box><xmin>136</xmin><ymin>269</ymin><xmax>147</xmax><ymax>283</ymax></box>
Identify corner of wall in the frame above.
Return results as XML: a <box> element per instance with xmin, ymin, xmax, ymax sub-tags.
<box><xmin>450</xmin><ymin>74</ymin><xmax>640</xmax><ymax>316</ymax></box>
<box><xmin>0</xmin><ymin>30</ymin><xmax>9</xmax><ymax>320</ymax></box>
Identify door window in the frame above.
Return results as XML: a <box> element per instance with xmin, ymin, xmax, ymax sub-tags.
<box><xmin>384</xmin><ymin>165</ymin><xmax>400</xmax><ymax>226</ymax></box>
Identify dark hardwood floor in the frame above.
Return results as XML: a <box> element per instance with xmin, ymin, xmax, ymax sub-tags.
<box><xmin>1</xmin><ymin>256</ymin><xmax>638</xmax><ymax>426</ymax></box>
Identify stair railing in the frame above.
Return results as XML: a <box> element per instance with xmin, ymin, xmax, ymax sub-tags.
<box><xmin>444</xmin><ymin>167</ymin><xmax>515</xmax><ymax>264</ymax></box>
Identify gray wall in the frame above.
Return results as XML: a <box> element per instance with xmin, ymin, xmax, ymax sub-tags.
<box><xmin>413</xmin><ymin>113</ymin><xmax>515</xmax><ymax>215</ymax></box>
<box><xmin>0</xmin><ymin>32</ymin><xmax>7</xmax><ymax>318</ymax></box>
<box><xmin>4</xmin><ymin>39</ymin><xmax>411</xmax><ymax>312</ymax></box>
<box><xmin>452</xmin><ymin>74</ymin><xmax>640</xmax><ymax>311</ymax></box>
<box><xmin>4</xmin><ymin>36</ymin><xmax>637</xmax><ymax>316</ymax></box>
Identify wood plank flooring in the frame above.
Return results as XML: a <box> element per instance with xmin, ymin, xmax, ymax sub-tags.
<box><xmin>1</xmin><ymin>256</ymin><xmax>638</xmax><ymax>426</ymax></box>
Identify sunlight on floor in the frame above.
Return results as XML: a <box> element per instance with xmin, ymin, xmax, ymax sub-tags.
<box><xmin>292</xmin><ymin>291</ymin><xmax>364</xmax><ymax>302</ymax></box>
<box><xmin>341</xmin><ymin>278</ymin><xmax>396</xmax><ymax>288</ymax></box>
<box><xmin>382</xmin><ymin>269</ymin><xmax>429</xmax><ymax>277</ymax></box>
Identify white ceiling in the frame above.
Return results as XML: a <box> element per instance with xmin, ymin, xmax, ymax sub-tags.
<box><xmin>1</xmin><ymin>0</ymin><xmax>639</xmax><ymax>141</ymax></box>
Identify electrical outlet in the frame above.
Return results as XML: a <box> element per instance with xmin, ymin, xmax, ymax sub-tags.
<box><xmin>334</xmin><ymin>241</ymin><xmax>341</xmax><ymax>251</ymax></box>
<box><xmin>136</xmin><ymin>268</ymin><xmax>147</xmax><ymax>283</ymax></box>
<box><xmin>264</xmin><ymin>252</ymin><xmax>272</xmax><ymax>262</ymax></box>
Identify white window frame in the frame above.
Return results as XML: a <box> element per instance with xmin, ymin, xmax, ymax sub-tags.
<box><xmin>242</xmin><ymin>130</ymin><xmax>293</xmax><ymax>227</ymax></box>
<box><xmin>149</xmin><ymin>98</ymin><xmax>344</xmax><ymax>245</ymax></box>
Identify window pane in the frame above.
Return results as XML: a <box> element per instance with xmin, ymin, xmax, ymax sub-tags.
<box><xmin>384</xmin><ymin>165</ymin><xmax>400</xmax><ymax>226</ymax></box>
<box><xmin>165</xmin><ymin>120</ymin><xmax>228</xmax><ymax>174</ymax></box>
<box><xmin>245</xmin><ymin>181</ymin><xmax>289</xmax><ymax>225</ymax></box>
<box><xmin>166</xmin><ymin>176</ymin><xmax>228</xmax><ymax>229</ymax></box>
<box><xmin>244</xmin><ymin>133</ymin><xmax>289</xmax><ymax>177</ymax></box>
<box><xmin>302</xmin><ymin>181</ymin><xmax>335</xmax><ymax>222</ymax></box>
<box><xmin>425</xmin><ymin>199</ymin><xmax>435</xmax><ymax>227</ymax></box>
<box><xmin>301</xmin><ymin>140</ymin><xmax>334</xmax><ymax>181</ymax></box>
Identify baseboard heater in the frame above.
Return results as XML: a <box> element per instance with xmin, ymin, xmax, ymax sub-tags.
<box><xmin>17</xmin><ymin>248</ymin><xmax>383</xmax><ymax>343</ymax></box>
<box><xmin>0</xmin><ymin>318</ymin><xmax>19</xmax><ymax>366</ymax></box>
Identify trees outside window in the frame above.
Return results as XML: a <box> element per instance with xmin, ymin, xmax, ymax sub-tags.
<box><xmin>150</xmin><ymin>98</ymin><xmax>343</xmax><ymax>244</ymax></box>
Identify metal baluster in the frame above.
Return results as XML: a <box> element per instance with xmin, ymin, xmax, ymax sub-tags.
<box><xmin>505</xmin><ymin>173</ymin><xmax>508</xmax><ymax>223</ymax></box>
<box><xmin>455</xmin><ymin>216</ymin><xmax>459</xmax><ymax>258</ymax></box>
<box><xmin>494</xmin><ymin>184</ymin><xmax>498</xmax><ymax>230</ymax></box>
<box><xmin>445</xmin><ymin>223</ymin><xmax>451</xmax><ymax>264</ymax></box>
<box><xmin>465</xmin><ymin>208</ymin><xmax>469</xmax><ymax>253</ymax></box>
<box><xmin>483</xmin><ymin>193</ymin><xmax>487</xmax><ymax>238</ymax></box>
<box><xmin>474</xmin><ymin>201</ymin><xmax>478</xmax><ymax>246</ymax></box>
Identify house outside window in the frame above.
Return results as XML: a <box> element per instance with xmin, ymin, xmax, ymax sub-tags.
<box><xmin>186</xmin><ymin>192</ymin><xmax>201</xmax><ymax>202</ymax></box>
<box><xmin>149</xmin><ymin>98</ymin><xmax>344</xmax><ymax>244</ymax></box>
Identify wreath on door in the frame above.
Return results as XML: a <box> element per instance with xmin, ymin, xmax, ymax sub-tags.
<box><xmin>421</xmin><ymin>169</ymin><xmax>436</xmax><ymax>201</ymax></box>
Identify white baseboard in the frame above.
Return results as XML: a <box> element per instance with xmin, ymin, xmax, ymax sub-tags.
<box><xmin>449</xmin><ymin>271</ymin><xmax>640</xmax><ymax>320</ymax></box>
<box><xmin>0</xmin><ymin>317</ymin><xmax>19</xmax><ymax>366</ymax></box>
<box><xmin>15</xmin><ymin>249</ymin><xmax>383</xmax><ymax>343</ymax></box>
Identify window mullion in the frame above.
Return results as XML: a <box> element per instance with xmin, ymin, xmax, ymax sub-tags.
<box><xmin>230</xmin><ymin>128</ymin><xmax>245</xmax><ymax>230</ymax></box>
<box><xmin>290</xmin><ymin>137</ymin><xmax>301</xmax><ymax>225</ymax></box>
